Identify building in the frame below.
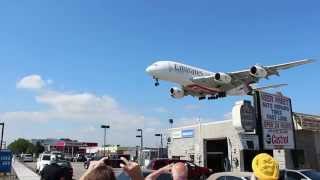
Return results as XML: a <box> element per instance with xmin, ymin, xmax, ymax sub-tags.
<box><xmin>168</xmin><ymin>100</ymin><xmax>320</xmax><ymax>172</ymax></box>
<box><xmin>31</xmin><ymin>138</ymin><xmax>98</xmax><ymax>155</ymax></box>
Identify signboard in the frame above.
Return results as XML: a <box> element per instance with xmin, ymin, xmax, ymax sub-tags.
<box><xmin>172</xmin><ymin>130</ymin><xmax>182</xmax><ymax>139</ymax></box>
<box><xmin>181</xmin><ymin>129</ymin><xmax>194</xmax><ymax>138</ymax></box>
<box><xmin>0</xmin><ymin>150</ymin><xmax>12</xmax><ymax>173</ymax></box>
<box><xmin>232</xmin><ymin>100</ymin><xmax>256</xmax><ymax>131</ymax></box>
<box><xmin>259</xmin><ymin>92</ymin><xmax>295</xmax><ymax>149</ymax></box>
<box><xmin>239</xmin><ymin>134</ymin><xmax>259</xmax><ymax>150</ymax></box>
<box><xmin>301</xmin><ymin>118</ymin><xmax>320</xmax><ymax>131</ymax></box>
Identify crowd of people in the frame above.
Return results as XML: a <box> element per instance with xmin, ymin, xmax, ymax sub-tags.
<box><xmin>40</xmin><ymin>153</ymin><xmax>280</xmax><ymax>180</ymax></box>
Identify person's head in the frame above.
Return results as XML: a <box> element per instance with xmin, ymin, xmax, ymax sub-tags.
<box><xmin>171</xmin><ymin>162</ymin><xmax>188</xmax><ymax>180</ymax></box>
<box><xmin>81</xmin><ymin>164</ymin><xmax>116</xmax><ymax>180</ymax></box>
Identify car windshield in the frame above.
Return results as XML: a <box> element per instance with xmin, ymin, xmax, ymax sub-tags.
<box><xmin>25</xmin><ymin>154</ymin><xmax>32</xmax><ymax>157</ymax></box>
<box><xmin>42</xmin><ymin>155</ymin><xmax>51</xmax><ymax>160</ymax></box>
<box><xmin>301</xmin><ymin>170</ymin><xmax>320</xmax><ymax>179</ymax></box>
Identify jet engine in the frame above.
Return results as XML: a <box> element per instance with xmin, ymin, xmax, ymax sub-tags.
<box><xmin>250</xmin><ymin>65</ymin><xmax>268</xmax><ymax>78</ymax></box>
<box><xmin>170</xmin><ymin>87</ymin><xmax>184</xmax><ymax>99</ymax></box>
<box><xmin>214</xmin><ymin>72</ymin><xmax>232</xmax><ymax>84</ymax></box>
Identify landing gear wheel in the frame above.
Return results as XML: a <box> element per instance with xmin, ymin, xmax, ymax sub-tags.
<box><xmin>154</xmin><ymin>77</ymin><xmax>159</xmax><ymax>86</ymax></box>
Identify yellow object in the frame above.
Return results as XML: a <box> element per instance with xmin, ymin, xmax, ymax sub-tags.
<box><xmin>252</xmin><ymin>153</ymin><xmax>279</xmax><ymax>180</ymax></box>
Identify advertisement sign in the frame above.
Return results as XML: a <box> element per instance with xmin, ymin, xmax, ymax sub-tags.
<box><xmin>239</xmin><ymin>134</ymin><xmax>259</xmax><ymax>150</ymax></box>
<box><xmin>172</xmin><ymin>130</ymin><xmax>182</xmax><ymax>139</ymax></box>
<box><xmin>0</xmin><ymin>150</ymin><xmax>12</xmax><ymax>173</ymax></box>
<box><xmin>232</xmin><ymin>100</ymin><xmax>256</xmax><ymax>132</ymax></box>
<box><xmin>181</xmin><ymin>129</ymin><xmax>194</xmax><ymax>138</ymax></box>
<box><xmin>259</xmin><ymin>92</ymin><xmax>295</xmax><ymax>149</ymax></box>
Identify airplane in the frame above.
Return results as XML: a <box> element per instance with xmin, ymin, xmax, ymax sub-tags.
<box><xmin>145</xmin><ymin>59</ymin><xmax>314</xmax><ymax>100</ymax></box>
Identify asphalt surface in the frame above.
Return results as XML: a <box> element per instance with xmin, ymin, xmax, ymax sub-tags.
<box><xmin>24</xmin><ymin>161</ymin><xmax>123</xmax><ymax>180</ymax></box>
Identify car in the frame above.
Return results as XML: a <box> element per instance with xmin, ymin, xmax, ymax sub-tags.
<box><xmin>279</xmin><ymin>169</ymin><xmax>320</xmax><ymax>180</ymax></box>
<box><xmin>84</xmin><ymin>155</ymin><xmax>127</xmax><ymax>169</ymax></box>
<box><xmin>208</xmin><ymin>172</ymin><xmax>252</xmax><ymax>180</ymax></box>
<box><xmin>56</xmin><ymin>160</ymin><xmax>73</xmax><ymax>180</ymax></box>
<box><xmin>36</xmin><ymin>153</ymin><xmax>53</xmax><ymax>173</ymax></box>
<box><xmin>146</xmin><ymin>158</ymin><xmax>213</xmax><ymax>179</ymax></box>
<box><xmin>117</xmin><ymin>169</ymin><xmax>172</xmax><ymax>180</ymax></box>
<box><xmin>21</xmin><ymin>154</ymin><xmax>33</xmax><ymax>162</ymax></box>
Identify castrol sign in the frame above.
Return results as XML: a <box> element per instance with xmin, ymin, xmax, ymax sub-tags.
<box><xmin>260</xmin><ymin>92</ymin><xmax>295</xmax><ymax>149</ymax></box>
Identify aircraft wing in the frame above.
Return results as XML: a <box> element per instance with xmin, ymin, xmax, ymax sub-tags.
<box><xmin>228</xmin><ymin>59</ymin><xmax>314</xmax><ymax>83</ymax></box>
<box><xmin>190</xmin><ymin>59</ymin><xmax>314</xmax><ymax>93</ymax></box>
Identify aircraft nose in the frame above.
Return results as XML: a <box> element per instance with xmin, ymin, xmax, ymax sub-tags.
<box><xmin>145</xmin><ymin>66</ymin><xmax>153</xmax><ymax>75</ymax></box>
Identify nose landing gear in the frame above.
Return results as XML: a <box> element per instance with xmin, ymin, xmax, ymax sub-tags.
<box><xmin>154</xmin><ymin>77</ymin><xmax>159</xmax><ymax>86</ymax></box>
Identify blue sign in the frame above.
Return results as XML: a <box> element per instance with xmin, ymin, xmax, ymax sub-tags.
<box><xmin>182</xmin><ymin>129</ymin><xmax>194</xmax><ymax>138</ymax></box>
<box><xmin>0</xmin><ymin>150</ymin><xmax>12</xmax><ymax>173</ymax></box>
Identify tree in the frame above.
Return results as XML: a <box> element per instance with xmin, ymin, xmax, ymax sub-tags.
<box><xmin>8</xmin><ymin>138</ymin><xmax>35</xmax><ymax>154</ymax></box>
<box><xmin>34</xmin><ymin>142</ymin><xmax>45</xmax><ymax>156</ymax></box>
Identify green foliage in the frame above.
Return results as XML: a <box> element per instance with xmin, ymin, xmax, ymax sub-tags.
<box><xmin>34</xmin><ymin>142</ymin><xmax>45</xmax><ymax>155</ymax></box>
<box><xmin>8</xmin><ymin>138</ymin><xmax>35</xmax><ymax>154</ymax></box>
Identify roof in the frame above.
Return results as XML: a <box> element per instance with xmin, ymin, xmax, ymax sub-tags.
<box><xmin>168</xmin><ymin>120</ymin><xmax>232</xmax><ymax>131</ymax></box>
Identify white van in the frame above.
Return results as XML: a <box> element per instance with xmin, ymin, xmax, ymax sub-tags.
<box><xmin>36</xmin><ymin>153</ymin><xmax>52</xmax><ymax>173</ymax></box>
<box><xmin>22</xmin><ymin>154</ymin><xmax>33</xmax><ymax>162</ymax></box>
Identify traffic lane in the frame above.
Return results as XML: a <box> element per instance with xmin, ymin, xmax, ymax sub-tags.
<box><xmin>23</xmin><ymin>161</ymin><xmax>124</xmax><ymax>180</ymax></box>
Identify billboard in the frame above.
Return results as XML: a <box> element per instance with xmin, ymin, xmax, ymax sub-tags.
<box><xmin>259</xmin><ymin>91</ymin><xmax>295</xmax><ymax>149</ymax></box>
<box><xmin>0</xmin><ymin>150</ymin><xmax>12</xmax><ymax>173</ymax></box>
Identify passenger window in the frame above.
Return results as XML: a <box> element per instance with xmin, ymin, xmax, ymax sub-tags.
<box><xmin>286</xmin><ymin>171</ymin><xmax>305</xmax><ymax>180</ymax></box>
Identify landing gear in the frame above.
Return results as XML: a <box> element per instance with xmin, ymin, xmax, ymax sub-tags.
<box><xmin>198</xmin><ymin>96</ymin><xmax>206</xmax><ymax>100</ymax></box>
<box><xmin>154</xmin><ymin>77</ymin><xmax>159</xmax><ymax>86</ymax></box>
<box><xmin>207</xmin><ymin>92</ymin><xmax>226</xmax><ymax>100</ymax></box>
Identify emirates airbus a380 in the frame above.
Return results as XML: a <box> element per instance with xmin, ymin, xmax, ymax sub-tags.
<box><xmin>145</xmin><ymin>59</ymin><xmax>314</xmax><ymax>100</ymax></box>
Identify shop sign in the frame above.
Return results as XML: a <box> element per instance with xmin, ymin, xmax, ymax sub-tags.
<box><xmin>259</xmin><ymin>91</ymin><xmax>295</xmax><ymax>149</ymax></box>
<box><xmin>172</xmin><ymin>130</ymin><xmax>182</xmax><ymax>139</ymax></box>
<box><xmin>239</xmin><ymin>134</ymin><xmax>259</xmax><ymax>150</ymax></box>
<box><xmin>181</xmin><ymin>129</ymin><xmax>194</xmax><ymax>138</ymax></box>
<box><xmin>232</xmin><ymin>100</ymin><xmax>256</xmax><ymax>132</ymax></box>
<box><xmin>301</xmin><ymin>118</ymin><xmax>320</xmax><ymax>131</ymax></box>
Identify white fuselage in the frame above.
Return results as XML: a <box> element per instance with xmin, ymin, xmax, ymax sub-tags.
<box><xmin>146</xmin><ymin>61</ymin><xmax>213</xmax><ymax>86</ymax></box>
<box><xmin>146</xmin><ymin>61</ymin><xmax>249</xmax><ymax>96</ymax></box>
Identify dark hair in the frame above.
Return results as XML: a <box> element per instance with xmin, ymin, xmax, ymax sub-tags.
<box><xmin>82</xmin><ymin>165</ymin><xmax>116</xmax><ymax>180</ymax></box>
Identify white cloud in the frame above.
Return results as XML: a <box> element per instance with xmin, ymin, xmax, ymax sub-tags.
<box><xmin>4</xmin><ymin>75</ymin><xmax>165</xmax><ymax>146</ymax></box>
<box><xmin>16</xmin><ymin>74</ymin><xmax>46</xmax><ymax>90</ymax></box>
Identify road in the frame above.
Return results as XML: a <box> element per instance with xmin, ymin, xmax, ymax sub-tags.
<box><xmin>24</xmin><ymin>162</ymin><xmax>123</xmax><ymax>180</ymax></box>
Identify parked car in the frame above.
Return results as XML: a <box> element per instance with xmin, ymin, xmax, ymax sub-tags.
<box><xmin>279</xmin><ymin>169</ymin><xmax>320</xmax><ymax>180</ymax></box>
<box><xmin>56</xmin><ymin>160</ymin><xmax>73</xmax><ymax>180</ymax></box>
<box><xmin>21</xmin><ymin>154</ymin><xmax>33</xmax><ymax>162</ymax></box>
<box><xmin>208</xmin><ymin>172</ymin><xmax>252</xmax><ymax>180</ymax></box>
<box><xmin>36</xmin><ymin>153</ymin><xmax>53</xmax><ymax>173</ymax></box>
<box><xmin>146</xmin><ymin>158</ymin><xmax>213</xmax><ymax>179</ymax></box>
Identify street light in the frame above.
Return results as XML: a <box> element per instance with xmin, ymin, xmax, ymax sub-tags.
<box><xmin>155</xmin><ymin>133</ymin><xmax>163</xmax><ymax>158</ymax></box>
<box><xmin>169</xmin><ymin>119</ymin><xmax>173</xmax><ymax>128</ymax></box>
<box><xmin>101</xmin><ymin>125</ymin><xmax>110</xmax><ymax>156</ymax></box>
<box><xmin>136</xmin><ymin>129</ymin><xmax>143</xmax><ymax>165</ymax></box>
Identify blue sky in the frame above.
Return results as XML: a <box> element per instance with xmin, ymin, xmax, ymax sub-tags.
<box><xmin>0</xmin><ymin>0</ymin><xmax>319</xmax><ymax>147</ymax></box>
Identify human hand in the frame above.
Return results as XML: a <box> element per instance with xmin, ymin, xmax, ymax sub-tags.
<box><xmin>120</xmin><ymin>157</ymin><xmax>143</xmax><ymax>180</ymax></box>
<box><xmin>88</xmin><ymin>157</ymin><xmax>108</xmax><ymax>170</ymax></box>
<box><xmin>158</xmin><ymin>163</ymin><xmax>174</xmax><ymax>174</ymax></box>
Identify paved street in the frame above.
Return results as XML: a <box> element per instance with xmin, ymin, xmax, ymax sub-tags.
<box><xmin>24</xmin><ymin>161</ymin><xmax>123</xmax><ymax>180</ymax></box>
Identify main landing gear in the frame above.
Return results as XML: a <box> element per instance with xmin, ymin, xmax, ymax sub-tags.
<box><xmin>199</xmin><ymin>92</ymin><xmax>226</xmax><ymax>100</ymax></box>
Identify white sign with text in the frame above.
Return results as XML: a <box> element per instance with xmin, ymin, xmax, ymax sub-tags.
<box><xmin>259</xmin><ymin>92</ymin><xmax>295</xmax><ymax>149</ymax></box>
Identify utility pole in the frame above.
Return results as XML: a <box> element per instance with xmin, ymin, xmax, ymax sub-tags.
<box><xmin>101</xmin><ymin>125</ymin><xmax>110</xmax><ymax>157</ymax></box>
<box><xmin>0</xmin><ymin>123</ymin><xmax>4</xmax><ymax>150</ymax></box>
<box><xmin>136</xmin><ymin>129</ymin><xmax>143</xmax><ymax>165</ymax></box>
<box><xmin>155</xmin><ymin>133</ymin><xmax>163</xmax><ymax>158</ymax></box>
